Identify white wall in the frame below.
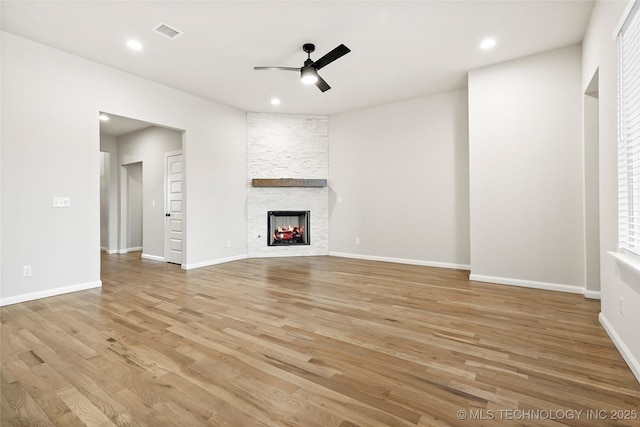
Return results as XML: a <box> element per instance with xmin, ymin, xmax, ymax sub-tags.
<box><xmin>99</xmin><ymin>151</ymin><xmax>109</xmax><ymax>250</ymax></box>
<box><xmin>0</xmin><ymin>29</ymin><xmax>3</xmax><ymax>298</ymax></box>
<box><xmin>0</xmin><ymin>32</ymin><xmax>247</xmax><ymax>304</ymax></box>
<box><xmin>126</xmin><ymin>162</ymin><xmax>143</xmax><ymax>250</ymax></box>
<box><xmin>582</xmin><ymin>0</ymin><xmax>640</xmax><ymax>382</ymax></box>
<box><xmin>329</xmin><ymin>90</ymin><xmax>470</xmax><ymax>268</ymax></box>
<box><xmin>468</xmin><ymin>45</ymin><xmax>586</xmax><ymax>292</ymax></box>
<box><xmin>100</xmin><ymin>134</ymin><xmax>119</xmax><ymax>254</ymax></box>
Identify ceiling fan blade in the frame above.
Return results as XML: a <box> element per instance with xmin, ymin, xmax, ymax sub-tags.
<box><xmin>253</xmin><ymin>66</ymin><xmax>300</xmax><ymax>71</ymax></box>
<box><xmin>315</xmin><ymin>75</ymin><xmax>331</xmax><ymax>92</ymax></box>
<box><xmin>313</xmin><ymin>44</ymin><xmax>351</xmax><ymax>70</ymax></box>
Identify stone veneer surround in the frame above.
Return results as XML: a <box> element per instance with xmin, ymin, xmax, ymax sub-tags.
<box><xmin>247</xmin><ymin>113</ymin><xmax>329</xmax><ymax>257</ymax></box>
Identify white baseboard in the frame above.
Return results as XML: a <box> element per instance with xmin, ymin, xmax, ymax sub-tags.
<box><xmin>329</xmin><ymin>252</ymin><xmax>471</xmax><ymax>271</ymax></box>
<box><xmin>599</xmin><ymin>312</ymin><xmax>640</xmax><ymax>384</ymax></box>
<box><xmin>469</xmin><ymin>273</ymin><xmax>584</xmax><ymax>295</ymax></box>
<box><xmin>0</xmin><ymin>280</ymin><xmax>102</xmax><ymax>307</ymax></box>
<box><xmin>116</xmin><ymin>247</ymin><xmax>142</xmax><ymax>254</ymax></box>
<box><xmin>141</xmin><ymin>253</ymin><xmax>165</xmax><ymax>262</ymax></box>
<box><xmin>583</xmin><ymin>289</ymin><xmax>602</xmax><ymax>299</ymax></box>
<box><xmin>182</xmin><ymin>254</ymin><xmax>248</xmax><ymax>270</ymax></box>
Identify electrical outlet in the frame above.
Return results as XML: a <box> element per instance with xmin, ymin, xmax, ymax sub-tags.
<box><xmin>23</xmin><ymin>265</ymin><xmax>32</xmax><ymax>277</ymax></box>
<box><xmin>52</xmin><ymin>197</ymin><xmax>70</xmax><ymax>208</ymax></box>
<box><xmin>227</xmin><ymin>240</ymin><xmax>232</xmax><ymax>248</ymax></box>
<box><xmin>355</xmin><ymin>238</ymin><xmax>360</xmax><ymax>245</ymax></box>
<box><xmin>620</xmin><ymin>297</ymin><xmax>625</xmax><ymax>316</ymax></box>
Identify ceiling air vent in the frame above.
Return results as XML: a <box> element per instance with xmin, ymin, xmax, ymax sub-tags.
<box><xmin>152</xmin><ymin>23</ymin><xmax>183</xmax><ymax>40</ymax></box>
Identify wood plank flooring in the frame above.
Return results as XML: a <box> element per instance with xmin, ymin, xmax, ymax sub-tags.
<box><xmin>2</xmin><ymin>252</ymin><xmax>639</xmax><ymax>426</ymax></box>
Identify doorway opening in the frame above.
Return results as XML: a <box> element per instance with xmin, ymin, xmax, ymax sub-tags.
<box><xmin>99</xmin><ymin>112</ymin><xmax>185</xmax><ymax>270</ymax></box>
<box><xmin>584</xmin><ymin>69</ymin><xmax>600</xmax><ymax>295</ymax></box>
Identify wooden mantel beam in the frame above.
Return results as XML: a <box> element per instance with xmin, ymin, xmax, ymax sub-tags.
<box><xmin>251</xmin><ymin>178</ymin><xmax>327</xmax><ymax>188</ymax></box>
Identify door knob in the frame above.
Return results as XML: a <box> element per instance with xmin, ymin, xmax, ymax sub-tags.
<box><xmin>165</xmin><ymin>213</ymin><xmax>171</xmax><ymax>217</ymax></box>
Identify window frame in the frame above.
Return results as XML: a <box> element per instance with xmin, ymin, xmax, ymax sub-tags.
<box><xmin>617</xmin><ymin>0</ymin><xmax>640</xmax><ymax>259</ymax></box>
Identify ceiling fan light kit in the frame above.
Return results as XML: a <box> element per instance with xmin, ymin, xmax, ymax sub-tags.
<box><xmin>254</xmin><ymin>43</ymin><xmax>351</xmax><ymax>92</ymax></box>
<box><xmin>300</xmin><ymin>66</ymin><xmax>318</xmax><ymax>84</ymax></box>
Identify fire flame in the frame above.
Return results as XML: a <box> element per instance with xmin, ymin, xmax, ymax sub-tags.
<box><xmin>273</xmin><ymin>225</ymin><xmax>304</xmax><ymax>241</ymax></box>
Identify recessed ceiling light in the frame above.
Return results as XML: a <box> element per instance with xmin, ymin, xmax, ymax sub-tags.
<box><xmin>480</xmin><ymin>38</ymin><xmax>496</xmax><ymax>49</ymax></box>
<box><xmin>99</xmin><ymin>114</ymin><xmax>110</xmax><ymax>121</ymax></box>
<box><xmin>127</xmin><ymin>39</ymin><xmax>143</xmax><ymax>51</ymax></box>
<box><xmin>271</xmin><ymin>98</ymin><xmax>281</xmax><ymax>106</ymax></box>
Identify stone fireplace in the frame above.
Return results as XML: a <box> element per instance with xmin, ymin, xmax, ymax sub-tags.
<box><xmin>247</xmin><ymin>113</ymin><xmax>329</xmax><ymax>258</ymax></box>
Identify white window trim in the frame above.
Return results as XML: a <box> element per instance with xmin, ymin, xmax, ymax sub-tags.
<box><xmin>608</xmin><ymin>251</ymin><xmax>640</xmax><ymax>276</ymax></box>
<box><xmin>616</xmin><ymin>0</ymin><xmax>640</xmax><ymax>263</ymax></box>
<box><xmin>613</xmin><ymin>0</ymin><xmax>639</xmax><ymax>39</ymax></box>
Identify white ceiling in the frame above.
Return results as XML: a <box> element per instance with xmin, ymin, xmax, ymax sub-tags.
<box><xmin>1</xmin><ymin>0</ymin><xmax>595</xmax><ymax>116</ymax></box>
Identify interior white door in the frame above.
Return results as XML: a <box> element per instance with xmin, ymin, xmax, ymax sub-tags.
<box><xmin>165</xmin><ymin>151</ymin><xmax>183</xmax><ymax>264</ymax></box>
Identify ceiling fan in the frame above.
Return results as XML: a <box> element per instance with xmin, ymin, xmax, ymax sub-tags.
<box><xmin>254</xmin><ymin>43</ymin><xmax>351</xmax><ymax>92</ymax></box>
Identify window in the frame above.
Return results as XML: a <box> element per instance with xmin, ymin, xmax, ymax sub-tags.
<box><xmin>618</xmin><ymin>0</ymin><xmax>640</xmax><ymax>257</ymax></box>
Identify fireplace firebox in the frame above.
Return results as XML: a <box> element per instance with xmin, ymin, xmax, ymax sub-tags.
<box><xmin>268</xmin><ymin>211</ymin><xmax>310</xmax><ymax>246</ymax></box>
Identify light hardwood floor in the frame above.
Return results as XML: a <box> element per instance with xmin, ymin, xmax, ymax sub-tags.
<box><xmin>1</xmin><ymin>253</ymin><xmax>639</xmax><ymax>426</ymax></box>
